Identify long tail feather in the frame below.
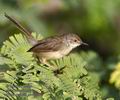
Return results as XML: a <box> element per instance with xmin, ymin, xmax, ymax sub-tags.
<box><xmin>5</xmin><ymin>13</ymin><xmax>37</xmax><ymax>45</ymax></box>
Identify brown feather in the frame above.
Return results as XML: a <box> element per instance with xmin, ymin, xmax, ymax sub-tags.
<box><xmin>28</xmin><ymin>36</ymin><xmax>64</xmax><ymax>52</ymax></box>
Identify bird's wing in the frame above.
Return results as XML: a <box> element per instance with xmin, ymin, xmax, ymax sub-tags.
<box><xmin>28</xmin><ymin>37</ymin><xmax>64</xmax><ymax>53</ymax></box>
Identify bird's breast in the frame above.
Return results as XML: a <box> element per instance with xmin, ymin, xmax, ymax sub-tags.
<box><xmin>37</xmin><ymin>48</ymin><xmax>73</xmax><ymax>60</ymax></box>
<box><xmin>37</xmin><ymin>51</ymin><xmax>63</xmax><ymax>60</ymax></box>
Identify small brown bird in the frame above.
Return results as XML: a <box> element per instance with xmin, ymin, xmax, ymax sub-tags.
<box><xmin>5</xmin><ymin>13</ymin><xmax>88</xmax><ymax>67</ymax></box>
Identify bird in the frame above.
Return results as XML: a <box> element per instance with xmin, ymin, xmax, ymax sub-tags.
<box><xmin>4</xmin><ymin>13</ymin><xmax>88</xmax><ymax>68</ymax></box>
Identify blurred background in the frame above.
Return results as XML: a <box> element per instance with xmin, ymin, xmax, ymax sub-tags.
<box><xmin>0</xmin><ymin>0</ymin><xmax>120</xmax><ymax>99</ymax></box>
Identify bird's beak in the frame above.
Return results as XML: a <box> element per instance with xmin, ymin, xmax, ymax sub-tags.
<box><xmin>81</xmin><ymin>42</ymin><xmax>88</xmax><ymax>46</ymax></box>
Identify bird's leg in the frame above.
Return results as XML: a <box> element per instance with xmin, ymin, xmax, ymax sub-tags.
<box><xmin>37</xmin><ymin>57</ymin><xmax>64</xmax><ymax>74</ymax></box>
<box><xmin>41</xmin><ymin>58</ymin><xmax>50</xmax><ymax>66</ymax></box>
<box><xmin>40</xmin><ymin>58</ymin><xmax>56</xmax><ymax>70</ymax></box>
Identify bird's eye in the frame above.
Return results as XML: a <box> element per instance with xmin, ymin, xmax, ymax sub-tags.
<box><xmin>74</xmin><ymin>39</ymin><xmax>77</xmax><ymax>42</ymax></box>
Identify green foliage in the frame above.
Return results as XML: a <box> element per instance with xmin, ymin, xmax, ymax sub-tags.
<box><xmin>0</xmin><ymin>0</ymin><xmax>120</xmax><ymax>99</ymax></box>
<box><xmin>0</xmin><ymin>33</ymin><xmax>111</xmax><ymax>100</ymax></box>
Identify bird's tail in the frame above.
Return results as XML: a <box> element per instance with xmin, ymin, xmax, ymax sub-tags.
<box><xmin>4</xmin><ymin>13</ymin><xmax>37</xmax><ymax>45</ymax></box>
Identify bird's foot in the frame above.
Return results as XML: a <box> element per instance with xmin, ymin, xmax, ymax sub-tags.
<box><xmin>53</xmin><ymin>66</ymin><xmax>66</xmax><ymax>76</ymax></box>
